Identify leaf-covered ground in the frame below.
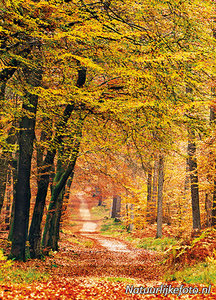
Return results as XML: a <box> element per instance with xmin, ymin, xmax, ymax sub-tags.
<box><xmin>0</xmin><ymin>194</ymin><xmax>215</xmax><ymax>299</ymax></box>
<box><xmin>1</xmin><ymin>278</ymin><xmax>215</xmax><ymax>299</ymax></box>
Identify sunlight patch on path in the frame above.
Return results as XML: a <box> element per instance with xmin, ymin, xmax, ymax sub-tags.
<box><xmin>78</xmin><ymin>192</ymin><xmax>97</xmax><ymax>232</ymax></box>
<box><xmin>96</xmin><ymin>238</ymin><xmax>131</xmax><ymax>253</ymax></box>
<box><xmin>80</xmin><ymin>222</ymin><xmax>97</xmax><ymax>232</ymax></box>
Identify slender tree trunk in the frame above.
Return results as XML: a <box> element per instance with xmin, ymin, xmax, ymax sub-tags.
<box><xmin>210</xmin><ymin>6</ymin><xmax>216</xmax><ymax>226</ymax></box>
<box><xmin>156</xmin><ymin>155</ymin><xmax>164</xmax><ymax>238</ymax></box>
<box><xmin>146</xmin><ymin>166</ymin><xmax>152</xmax><ymax>223</ymax></box>
<box><xmin>42</xmin><ymin>158</ymin><xmax>79</xmax><ymax>250</ymax></box>
<box><xmin>42</xmin><ymin>125</ymin><xmax>82</xmax><ymax>251</ymax></box>
<box><xmin>111</xmin><ymin>195</ymin><xmax>121</xmax><ymax>220</ymax></box>
<box><xmin>50</xmin><ymin>172</ymin><xmax>74</xmax><ymax>251</ymax></box>
<box><xmin>62</xmin><ymin>175</ymin><xmax>73</xmax><ymax>211</ymax></box>
<box><xmin>28</xmin><ymin>67</ymin><xmax>86</xmax><ymax>258</ymax></box>
<box><xmin>0</xmin><ymin>158</ymin><xmax>8</xmax><ymax>215</ymax></box>
<box><xmin>5</xmin><ymin>168</ymin><xmax>12</xmax><ymax>230</ymax></box>
<box><xmin>28</xmin><ymin>152</ymin><xmax>56</xmax><ymax>258</ymax></box>
<box><xmin>8</xmin><ymin>155</ymin><xmax>18</xmax><ymax>241</ymax></box>
<box><xmin>127</xmin><ymin>203</ymin><xmax>134</xmax><ymax>231</ymax></box>
<box><xmin>205</xmin><ymin>193</ymin><xmax>212</xmax><ymax>227</ymax></box>
<box><xmin>97</xmin><ymin>187</ymin><xmax>103</xmax><ymax>206</ymax></box>
<box><xmin>212</xmin><ymin>181</ymin><xmax>216</xmax><ymax>227</ymax></box>
<box><xmin>49</xmin><ymin>188</ymin><xmax>65</xmax><ymax>251</ymax></box>
<box><xmin>187</xmin><ymin>129</ymin><xmax>201</xmax><ymax>230</ymax></box>
<box><xmin>10</xmin><ymin>66</ymin><xmax>42</xmax><ymax>261</ymax></box>
<box><xmin>0</xmin><ymin>60</ymin><xmax>18</xmax><ymax>215</ymax></box>
<box><xmin>151</xmin><ymin>158</ymin><xmax>159</xmax><ymax>223</ymax></box>
<box><xmin>210</xmin><ymin>106</ymin><xmax>216</xmax><ymax>226</ymax></box>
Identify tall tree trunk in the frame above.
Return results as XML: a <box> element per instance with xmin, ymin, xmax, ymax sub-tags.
<box><xmin>210</xmin><ymin>5</ymin><xmax>216</xmax><ymax>226</ymax></box>
<box><xmin>8</xmin><ymin>155</ymin><xmax>18</xmax><ymax>241</ymax></box>
<box><xmin>28</xmin><ymin>67</ymin><xmax>86</xmax><ymax>258</ymax></box>
<box><xmin>210</xmin><ymin>106</ymin><xmax>216</xmax><ymax>226</ymax></box>
<box><xmin>146</xmin><ymin>166</ymin><xmax>152</xmax><ymax>223</ymax></box>
<box><xmin>10</xmin><ymin>65</ymin><xmax>42</xmax><ymax>261</ymax></box>
<box><xmin>49</xmin><ymin>169</ymin><xmax>75</xmax><ymax>251</ymax></box>
<box><xmin>187</xmin><ymin>129</ymin><xmax>201</xmax><ymax>230</ymax></box>
<box><xmin>0</xmin><ymin>158</ymin><xmax>8</xmax><ymax>215</ymax></box>
<box><xmin>127</xmin><ymin>203</ymin><xmax>134</xmax><ymax>231</ymax></box>
<box><xmin>111</xmin><ymin>195</ymin><xmax>121</xmax><ymax>220</ymax></box>
<box><xmin>151</xmin><ymin>157</ymin><xmax>159</xmax><ymax>223</ymax></box>
<box><xmin>156</xmin><ymin>154</ymin><xmax>164</xmax><ymax>238</ymax></box>
<box><xmin>5</xmin><ymin>168</ymin><xmax>12</xmax><ymax>230</ymax></box>
<box><xmin>62</xmin><ymin>175</ymin><xmax>73</xmax><ymax>212</ymax></box>
<box><xmin>212</xmin><ymin>180</ymin><xmax>216</xmax><ymax>227</ymax></box>
<box><xmin>0</xmin><ymin>60</ymin><xmax>18</xmax><ymax>215</ymax></box>
<box><xmin>49</xmin><ymin>188</ymin><xmax>65</xmax><ymax>251</ymax></box>
<box><xmin>42</xmin><ymin>124</ymin><xmax>82</xmax><ymax>251</ymax></box>
<box><xmin>205</xmin><ymin>193</ymin><xmax>212</xmax><ymax>227</ymax></box>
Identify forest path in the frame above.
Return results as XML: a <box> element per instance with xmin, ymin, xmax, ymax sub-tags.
<box><xmin>49</xmin><ymin>191</ymin><xmax>163</xmax><ymax>281</ymax></box>
<box><xmin>1</xmin><ymin>192</ymin><xmax>212</xmax><ymax>299</ymax></box>
<box><xmin>78</xmin><ymin>191</ymin><xmax>131</xmax><ymax>253</ymax></box>
<box><xmin>79</xmin><ymin>191</ymin><xmax>98</xmax><ymax>233</ymax></box>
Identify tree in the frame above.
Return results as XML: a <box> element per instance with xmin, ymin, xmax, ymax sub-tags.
<box><xmin>187</xmin><ymin>129</ymin><xmax>201</xmax><ymax>230</ymax></box>
<box><xmin>156</xmin><ymin>155</ymin><xmax>165</xmax><ymax>238</ymax></box>
<box><xmin>10</xmin><ymin>63</ymin><xmax>42</xmax><ymax>260</ymax></box>
<box><xmin>111</xmin><ymin>195</ymin><xmax>121</xmax><ymax>220</ymax></box>
<box><xmin>42</xmin><ymin>115</ymin><xmax>83</xmax><ymax>251</ymax></box>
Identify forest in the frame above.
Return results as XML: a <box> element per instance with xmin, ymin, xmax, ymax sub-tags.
<box><xmin>0</xmin><ymin>0</ymin><xmax>216</xmax><ymax>299</ymax></box>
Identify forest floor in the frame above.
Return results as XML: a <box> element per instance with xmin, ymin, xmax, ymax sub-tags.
<box><xmin>0</xmin><ymin>192</ymin><xmax>215</xmax><ymax>299</ymax></box>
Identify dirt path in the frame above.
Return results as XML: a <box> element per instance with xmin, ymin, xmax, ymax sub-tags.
<box><xmin>79</xmin><ymin>192</ymin><xmax>97</xmax><ymax>233</ymax></box>
<box><xmin>62</xmin><ymin>192</ymin><xmax>162</xmax><ymax>280</ymax></box>
<box><xmin>78</xmin><ymin>191</ymin><xmax>131</xmax><ymax>253</ymax></box>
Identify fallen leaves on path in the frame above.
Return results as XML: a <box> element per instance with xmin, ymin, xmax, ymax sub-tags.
<box><xmin>1</xmin><ymin>278</ymin><xmax>215</xmax><ymax>299</ymax></box>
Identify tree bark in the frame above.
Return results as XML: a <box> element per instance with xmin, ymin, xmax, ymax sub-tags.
<box><xmin>0</xmin><ymin>60</ymin><xmax>19</xmax><ymax>215</ymax></box>
<box><xmin>0</xmin><ymin>158</ymin><xmax>8</xmax><ymax>215</ymax></box>
<box><xmin>127</xmin><ymin>203</ymin><xmax>134</xmax><ymax>231</ymax></box>
<box><xmin>146</xmin><ymin>166</ymin><xmax>153</xmax><ymax>223</ymax></box>
<box><xmin>8</xmin><ymin>156</ymin><xmax>18</xmax><ymax>241</ymax></box>
<box><xmin>10</xmin><ymin>65</ymin><xmax>42</xmax><ymax>261</ymax></box>
<box><xmin>205</xmin><ymin>193</ymin><xmax>212</xmax><ymax>227</ymax></box>
<box><xmin>212</xmin><ymin>180</ymin><xmax>216</xmax><ymax>227</ymax></box>
<box><xmin>49</xmin><ymin>188</ymin><xmax>65</xmax><ymax>251</ymax></box>
<box><xmin>42</xmin><ymin>124</ymin><xmax>82</xmax><ymax>251</ymax></box>
<box><xmin>187</xmin><ymin>129</ymin><xmax>201</xmax><ymax>230</ymax></box>
<box><xmin>151</xmin><ymin>158</ymin><xmax>159</xmax><ymax>223</ymax></box>
<box><xmin>4</xmin><ymin>168</ymin><xmax>12</xmax><ymax>230</ymax></box>
<box><xmin>211</xmin><ymin>1</ymin><xmax>216</xmax><ymax>227</ymax></box>
<box><xmin>111</xmin><ymin>195</ymin><xmax>121</xmax><ymax>220</ymax></box>
<box><xmin>210</xmin><ymin>106</ymin><xmax>216</xmax><ymax>226</ymax></box>
<box><xmin>156</xmin><ymin>154</ymin><xmax>164</xmax><ymax>238</ymax></box>
<box><xmin>28</xmin><ymin>67</ymin><xmax>86</xmax><ymax>258</ymax></box>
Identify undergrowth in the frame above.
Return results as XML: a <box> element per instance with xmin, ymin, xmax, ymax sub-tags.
<box><xmin>0</xmin><ymin>249</ymin><xmax>49</xmax><ymax>284</ymax></box>
<box><xmin>100</xmin><ymin>219</ymin><xmax>126</xmax><ymax>236</ymax></box>
<box><xmin>165</xmin><ymin>258</ymin><xmax>216</xmax><ymax>284</ymax></box>
<box><xmin>103</xmin><ymin>277</ymin><xmax>135</xmax><ymax>283</ymax></box>
<box><xmin>100</xmin><ymin>218</ymin><xmax>177</xmax><ymax>252</ymax></box>
<box><xmin>164</xmin><ymin>228</ymin><xmax>216</xmax><ymax>284</ymax></box>
<box><xmin>91</xmin><ymin>206</ymin><xmax>109</xmax><ymax>220</ymax></box>
<box><xmin>67</xmin><ymin>236</ymin><xmax>94</xmax><ymax>248</ymax></box>
<box><xmin>135</xmin><ymin>237</ymin><xmax>177</xmax><ymax>251</ymax></box>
